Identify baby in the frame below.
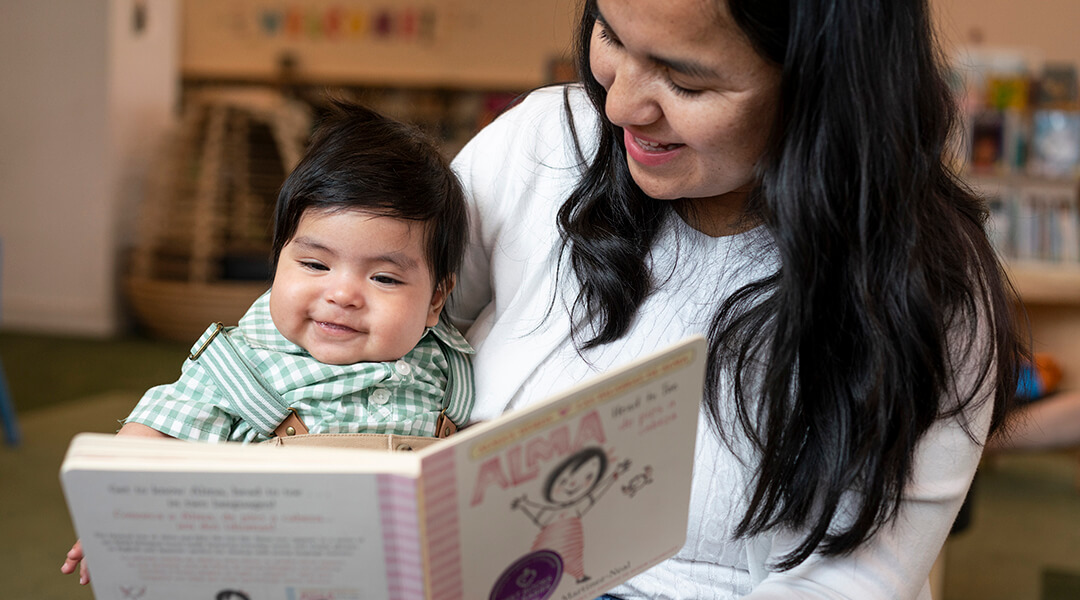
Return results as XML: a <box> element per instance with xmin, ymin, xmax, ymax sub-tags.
<box><xmin>62</xmin><ymin>100</ymin><xmax>473</xmax><ymax>583</ymax></box>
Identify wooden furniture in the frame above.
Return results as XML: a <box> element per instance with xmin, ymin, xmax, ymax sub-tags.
<box><xmin>126</xmin><ymin>88</ymin><xmax>312</xmax><ymax>342</ymax></box>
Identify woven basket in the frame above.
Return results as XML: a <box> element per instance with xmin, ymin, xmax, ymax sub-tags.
<box><xmin>125</xmin><ymin>278</ymin><xmax>270</xmax><ymax>342</ymax></box>
<box><xmin>126</xmin><ymin>88</ymin><xmax>311</xmax><ymax>342</ymax></box>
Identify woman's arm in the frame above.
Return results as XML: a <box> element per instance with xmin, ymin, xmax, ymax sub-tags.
<box><xmin>746</xmin><ymin>304</ymin><xmax>997</xmax><ymax>599</ymax></box>
<box><xmin>746</xmin><ymin>402</ymin><xmax>989</xmax><ymax>599</ymax></box>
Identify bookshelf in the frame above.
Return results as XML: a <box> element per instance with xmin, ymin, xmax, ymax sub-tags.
<box><xmin>1007</xmin><ymin>261</ymin><xmax>1080</xmax><ymax>305</ymax></box>
<box><xmin>983</xmin><ymin>176</ymin><xmax>1080</xmax><ymax>386</ymax></box>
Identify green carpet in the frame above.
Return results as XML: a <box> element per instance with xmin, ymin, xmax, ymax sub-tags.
<box><xmin>1043</xmin><ymin>569</ymin><xmax>1080</xmax><ymax>600</ymax></box>
<box><xmin>0</xmin><ymin>331</ymin><xmax>188</xmax><ymax>414</ymax></box>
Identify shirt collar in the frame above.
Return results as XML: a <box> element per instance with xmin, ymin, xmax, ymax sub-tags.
<box><xmin>239</xmin><ymin>289</ymin><xmax>474</xmax><ymax>357</ymax></box>
<box><xmin>428</xmin><ymin>314</ymin><xmax>475</xmax><ymax>355</ymax></box>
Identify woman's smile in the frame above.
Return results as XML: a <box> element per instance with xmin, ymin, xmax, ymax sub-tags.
<box><xmin>623</xmin><ymin>128</ymin><xmax>684</xmax><ymax>166</ymax></box>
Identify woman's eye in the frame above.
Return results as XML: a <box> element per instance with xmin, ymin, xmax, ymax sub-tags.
<box><xmin>667</xmin><ymin>79</ymin><xmax>704</xmax><ymax>98</ymax></box>
<box><xmin>595</xmin><ymin>22</ymin><xmax>622</xmax><ymax>48</ymax></box>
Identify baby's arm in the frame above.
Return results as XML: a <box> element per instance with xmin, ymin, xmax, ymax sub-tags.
<box><xmin>59</xmin><ymin>539</ymin><xmax>89</xmax><ymax>584</ymax></box>
<box><xmin>60</xmin><ymin>422</ymin><xmax>174</xmax><ymax>583</ymax></box>
<box><xmin>115</xmin><ymin>421</ymin><xmax>172</xmax><ymax>437</ymax></box>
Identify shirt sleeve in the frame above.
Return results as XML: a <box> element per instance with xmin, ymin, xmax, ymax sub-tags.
<box><xmin>447</xmin><ymin>107</ymin><xmax>506</xmax><ymax>332</ymax></box>
<box><xmin>123</xmin><ymin>359</ymin><xmax>237</xmax><ymax>442</ymax></box>
<box><xmin>745</xmin><ymin>304</ymin><xmax>997</xmax><ymax>599</ymax></box>
<box><xmin>448</xmin><ymin>85</ymin><xmax>594</xmax><ymax>334</ymax></box>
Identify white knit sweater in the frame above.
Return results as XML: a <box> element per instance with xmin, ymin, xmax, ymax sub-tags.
<box><xmin>449</xmin><ymin>85</ymin><xmax>989</xmax><ymax>599</ymax></box>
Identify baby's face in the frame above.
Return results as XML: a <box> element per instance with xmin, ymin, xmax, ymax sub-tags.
<box><xmin>270</xmin><ymin>208</ymin><xmax>444</xmax><ymax>365</ymax></box>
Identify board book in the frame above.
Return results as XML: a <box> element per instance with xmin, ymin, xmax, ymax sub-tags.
<box><xmin>60</xmin><ymin>336</ymin><xmax>706</xmax><ymax>600</ymax></box>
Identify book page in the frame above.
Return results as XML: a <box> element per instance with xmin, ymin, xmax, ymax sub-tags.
<box><xmin>419</xmin><ymin>336</ymin><xmax>705</xmax><ymax>600</ymax></box>
<box><xmin>61</xmin><ymin>438</ymin><xmax>421</xmax><ymax>600</ymax></box>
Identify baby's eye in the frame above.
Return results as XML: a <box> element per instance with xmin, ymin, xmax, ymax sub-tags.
<box><xmin>372</xmin><ymin>275</ymin><xmax>401</xmax><ymax>285</ymax></box>
<box><xmin>300</xmin><ymin>260</ymin><xmax>329</xmax><ymax>271</ymax></box>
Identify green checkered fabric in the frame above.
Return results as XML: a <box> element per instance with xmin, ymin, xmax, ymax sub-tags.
<box><xmin>124</xmin><ymin>291</ymin><xmax>474</xmax><ymax>443</ymax></box>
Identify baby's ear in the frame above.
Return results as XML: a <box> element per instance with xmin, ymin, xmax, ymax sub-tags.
<box><xmin>427</xmin><ymin>275</ymin><xmax>456</xmax><ymax>327</ymax></box>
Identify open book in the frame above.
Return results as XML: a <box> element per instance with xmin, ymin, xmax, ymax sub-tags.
<box><xmin>60</xmin><ymin>336</ymin><xmax>705</xmax><ymax>600</ymax></box>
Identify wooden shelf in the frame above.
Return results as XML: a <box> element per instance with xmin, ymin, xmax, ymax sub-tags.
<box><xmin>1007</xmin><ymin>261</ymin><xmax>1080</xmax><ymax>305</ymax></box>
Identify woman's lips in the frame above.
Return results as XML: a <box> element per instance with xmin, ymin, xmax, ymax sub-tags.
<box><xmin>623</xmin><ymin>129</ymin><xmax>684</xmax><ymax>167</ymax></box>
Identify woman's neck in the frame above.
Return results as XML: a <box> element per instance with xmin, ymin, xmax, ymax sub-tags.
<box><xmin>673</xmin><ymin>193</ymin><xmax>757</xmax><ymax>237</ymax></box>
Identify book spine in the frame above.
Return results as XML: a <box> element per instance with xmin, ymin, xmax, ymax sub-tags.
<box><xmin>378</xmin><ymin>474</ymin><xmax>426</xmax><ymax>600</ymax></box>
<box><xmin>419</xmin><ymin>449</ymin><xmax>464</xmax><ymax>600</ymax></box>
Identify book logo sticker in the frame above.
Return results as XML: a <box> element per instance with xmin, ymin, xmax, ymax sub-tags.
<box><xmin>509</xmin><ymin>446</ymin><xmax>636</xmax><ymax>585</ymax></box>
<box><xmin>119</xmin><ymin>586</ymin><xmax>146</xmax><ymax>599</ymax></box>
<box><xmin>489</xmin><ymin>549</ymin><xmax>563</xmax><ymax>600</ymax></box>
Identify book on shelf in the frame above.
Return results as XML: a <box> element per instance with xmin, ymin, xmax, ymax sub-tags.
<box><xmin>1029</xmin><ymin>110</ymin><xmax>1080</xmax><ymax>179</ymax></box>
<box><xmin>61</xmin><ymin>336</ymin><xmax>706</xmax><ymax>600</ymax></box>
<box><xmin>1014</xmin><ymin>180</ymin><xmax>1079</xmax><ymax>263</ymax></box>
<box><xmin>969</xmin><ymin>175</ymin><xmax>1080</xmax><ymax>264</ymax></box>
<box><xmin>1034</xmin><ymin>63</ymin><xmax>1078</xmax><ymax>110</ymax></box>
<box><xmin>968</xmin><ymin>110</ymin><xmax>1029</xmax><ymax>174</ymax></box>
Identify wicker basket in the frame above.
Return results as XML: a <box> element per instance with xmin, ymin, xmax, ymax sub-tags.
<box><xmin>126</xmin><ymin>87</ymin><xmax>312</xmax><ymax>342</ymax></box>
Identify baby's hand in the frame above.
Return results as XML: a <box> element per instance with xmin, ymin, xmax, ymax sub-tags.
<box><xmin>60</xmin><ymin>539</ymin><xmax>90</xmax><ymax>585</ymax></box>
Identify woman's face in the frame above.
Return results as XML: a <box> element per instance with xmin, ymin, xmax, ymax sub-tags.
<box><xmin>589</xmin><ymin>0</ymin><xmax>782</xmax><ymax>235</ymax></box>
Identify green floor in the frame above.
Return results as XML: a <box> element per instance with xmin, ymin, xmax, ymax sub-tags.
<box><xmin>0</xmin><ymin>331</ymin><xmax>189</xmax><ymax>414</ymax></box>
<box><xmin>1</xmin><ymin>331</ymin><xmax>1078</xmax><ymax>600</ymax></box>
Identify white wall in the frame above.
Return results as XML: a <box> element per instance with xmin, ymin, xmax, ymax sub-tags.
<box><xmin>0</xmin><ymin>0</ymin><xmax>178</xmax><ymax>336</ymax></box>
<box><xmin>181</xmin><ymin>0</ymin><xmax>579</xmax><ymax>88</ymax></box>
<box><xmin>933</xmin><ymin>0</ymin><xmax>1080</xmax><ymax>69</ymax></box>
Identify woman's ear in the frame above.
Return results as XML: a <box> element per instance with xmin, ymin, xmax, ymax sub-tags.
<box><xmin>427</xmin><ymin>275</ymin><xmax>456</xmax><ymax>327</ymax></box>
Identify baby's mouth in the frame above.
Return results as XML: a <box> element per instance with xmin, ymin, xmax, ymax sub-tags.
<box><xmin>316</xmin><ymin>320</ymin><xmax>359</xmax><ymax>333</ymax></box>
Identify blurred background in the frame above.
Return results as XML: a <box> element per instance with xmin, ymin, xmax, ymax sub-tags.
<box><xmin>0</xmin><ymin>1</ymin><xmax>1078</xmax><ymax>599</ymax></box>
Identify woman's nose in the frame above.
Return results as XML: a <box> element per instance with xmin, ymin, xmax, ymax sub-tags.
<box><xmin>604</xmin><ymin>62</ymin><xmax>662</xmax><ymax>128</ymax></box>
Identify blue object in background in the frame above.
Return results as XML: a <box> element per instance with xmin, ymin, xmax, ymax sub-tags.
<box><xmin>0</xmin><ymin>239</ymin><xmax>21</xmax><ymax>446</ymax></box>
<box><xmin>0</xmin><ymin>361</ymin><xmax>19</xmax><ymax>446</ymax></box>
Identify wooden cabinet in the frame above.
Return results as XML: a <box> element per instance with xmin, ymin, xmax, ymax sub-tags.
<box><xmin>1008</xmin><ymin>263</ymin><xmax>1080</xmax><ymax>387</ymax></box>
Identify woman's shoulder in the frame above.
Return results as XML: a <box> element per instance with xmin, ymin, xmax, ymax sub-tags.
<box><xmin>458</xmin><ymin>84</ymin><xmax>598</xmax><ymax>165</ymax></box>
<box><xmin>501</xmin><ymin>83</ymin><xmax>593</xmax><ymax>126</ymax></box>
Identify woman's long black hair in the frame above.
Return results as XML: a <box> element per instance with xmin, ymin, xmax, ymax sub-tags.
<box><xmin>559</xmin><ymin>0</ymin><xmax>1023</xmax><ymax>569</ymax></box>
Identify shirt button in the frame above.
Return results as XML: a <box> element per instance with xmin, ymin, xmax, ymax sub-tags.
<box><xmin>371</xmin><ymin>388</ymin><xmax>391</xmax><ymax>405</ymax></box>
<box><xmin>395</xmin><ymin>361</ymin><xmax>412</xmax><ymax>376</ymax></box>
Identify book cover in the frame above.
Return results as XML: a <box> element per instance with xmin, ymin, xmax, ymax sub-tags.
<box><xmin>1014</xmin><ymin>180</ymin><xmax>1080</xmax><ymax>263</ymax></box>
<box><xmin>1035</xmin><ymin>63</ymin><xmax>1079</xmax><ymax>110</ymax></box>
<box><xmin>1029</xmin><ymin>110</ymin><xmax>1080</xmax><ymax>179</ymax></box>
<box><xmin>61</xmin><ymin>336</ymin><xmax>706</xmax><ymax>600</ymax></box>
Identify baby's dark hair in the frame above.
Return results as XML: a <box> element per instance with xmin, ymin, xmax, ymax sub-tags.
<box><xmin>272</xmin><ymin>100</ymin><xmax>468</xmax><ymax>292</ymax></box>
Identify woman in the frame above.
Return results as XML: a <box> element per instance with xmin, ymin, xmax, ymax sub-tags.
<box><xmin>449</xmin><ymin>0</ymin><xmax>1022</xmax><ymax>597</ymax></box>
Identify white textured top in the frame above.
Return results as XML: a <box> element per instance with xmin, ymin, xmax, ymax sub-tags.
<box><xmin>450</xmin><ymin>85</ymin><xmax>990</xmax><ymax>599</ymax></box>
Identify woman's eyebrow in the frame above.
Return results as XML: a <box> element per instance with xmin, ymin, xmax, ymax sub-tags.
<box><xmin>595</xmin><ymin>10</ymin><xmax>718</xmax><ymax>80</ymax></box>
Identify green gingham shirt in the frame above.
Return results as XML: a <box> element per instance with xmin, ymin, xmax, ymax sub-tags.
<box><xmin>124</xmin><ymin>291</ymin><xmax>474</xmax><ymax>443</ymax></box>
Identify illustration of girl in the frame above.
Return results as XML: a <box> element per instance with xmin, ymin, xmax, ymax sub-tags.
<box><xmin>510</xmin><ymin>446</ymin><xmax>630</xmax><ymax>583</ymax></box>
